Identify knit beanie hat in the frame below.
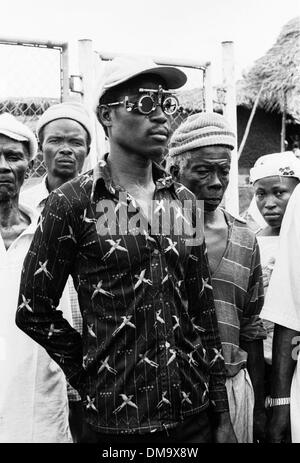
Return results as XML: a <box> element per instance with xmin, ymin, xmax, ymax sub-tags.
<box><xmin>36</xmin><ymin>102</ymin><xmax>93</xmax><ymax>144</ymax></box>
<box><xmin>169</xmin><ymin>112</ymin><xmax>235</xmax><ymax>157</ymax></box>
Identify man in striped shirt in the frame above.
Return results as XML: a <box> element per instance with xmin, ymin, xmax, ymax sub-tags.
<box><xmin>16</xmin><ymin>57</ymin><xmax>237</xmax><ymax>443</ymax></box>
<box><xmin>167</xmin><ymin>112</ymin><xmax>267</xmax><ymax>442</ymax></box>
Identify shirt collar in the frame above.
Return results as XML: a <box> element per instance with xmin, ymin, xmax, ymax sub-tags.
<box><xmin>91</xmin><ymin>154</ymin><xmax>174</xmax><ymax>201</ymax></box>
<box><xmin>37</xmin><ymin>176</ymin><xmax>50</xmax><ymax>209</ymax></box>
<box><xmin>18</xmin><ymin>202</ymin><xmax>40</xmax><ymax>234</ymax></box>
<box><xmin>0</xmin><ymin>202</ymin><xmax>39</xmax><ymax>254</ymax></box>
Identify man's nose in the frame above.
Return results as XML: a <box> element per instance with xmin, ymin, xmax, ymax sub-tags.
<box><xmin>150</xmin><ymin>105</ymin><xmax>168</xmax><ymax>124</ymax></box>
<box><xmin>209</xmin><ymin>172</ymin><xmax>223</xmax><ymax>188</ymax></box>
<box><xmin>264</xmin><ymin>196</ymin><xmax>276</xmax><ymax>209</ymax></box>
<box><xmin>58</xmin><ymin>143</ymin><xmax>73</xmax><ymax>154</ymax></box>
<box><xmin>0</xmin><ymin>155</ymin><xmax>10</xmax><ymax>171</ymax></box>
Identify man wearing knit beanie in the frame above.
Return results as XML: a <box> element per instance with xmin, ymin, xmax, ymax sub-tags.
<box><xmin>167</xmin><ymin>111</ymin><xmax>267</xmax><ymax>443</ymax></box>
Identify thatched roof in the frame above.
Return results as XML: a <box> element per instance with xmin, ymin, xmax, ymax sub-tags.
<box><xmin>238</xmin><ymin>16</ymin><xmax>300</xmax><ymax>120</ymax></box>
<box><xmin>176</xmin><ymin>17</ymin><xmax>300</xmax><ymax>122</ymax></box>
<box><xmin>177</xmin><ymin>87</ymin><xmax>226</xmax><ymax>113</ymax></box>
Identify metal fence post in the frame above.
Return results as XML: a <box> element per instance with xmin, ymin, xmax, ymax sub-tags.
<box><xmin>203</xmin><ymin>63</ymin><xmax>213</xmax><ymax>112</ymax></box>
<box><xmin>0</xmin><ymin>36</ymin><xmax>70</xmax><ymax>181</ymax></box>
<box><xmin>78</xmin><ymin>39</ymin><xmax>96</xmax><ymax>109</ymax></box>
<box><xmin>222</xmin><ymin>41</ymin><xmax>239</xmax><ymax>216</ymax></box>
<box><xmin>61</xmin><ymin>43</ymin><xmax>70</xmax><ymax>102</ymax></box>
<box><xmin>78</xmin><ymin>39</ymin><xmax>109</xmax><ymax>169</ymax></box>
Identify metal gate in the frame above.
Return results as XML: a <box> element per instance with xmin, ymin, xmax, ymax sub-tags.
<box><xmin>0</xmin><ymin>36</ymin><xmax>69</xmax><ymax>179</ymax></box>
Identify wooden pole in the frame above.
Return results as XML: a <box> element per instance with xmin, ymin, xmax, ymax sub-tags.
<box><xmin>281</xmin><ymin>92</ymin><xmax>287</xmax><ymax>152</ymax></box>
<box><xmin>222</xmin><ymin>41</ymin><xmax>239</xmax><ymax>216</ymax></box>
<box><xmin>238</xmin><ymin>83</ymin><xmax>264</xmax><ymax>159</ymax></box>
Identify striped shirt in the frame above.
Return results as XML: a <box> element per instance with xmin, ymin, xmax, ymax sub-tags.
<box><xmin>211</xmin><ymin>210</ymin><xmax>266</xmax><ymax>378</ymax></box>
<box><xmin>16</xmin><ymin>160</ymin><xmax>229</xmax><ymax>435</ymax></box>
<box><xmin>21</xmin><ymin>176</ymin><xmax>82</xmax><ymax>402</ymax></box>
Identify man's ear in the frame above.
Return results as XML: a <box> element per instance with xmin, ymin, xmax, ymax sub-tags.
<box><xmin>97</xmin><ymin>105</ymin><xmax>113</xmax><ymax>131</ymax></box>
<box><xmin>170</xmin><ymin>164</ymin><xmax>180</xmax><ymax>181</ymax></box>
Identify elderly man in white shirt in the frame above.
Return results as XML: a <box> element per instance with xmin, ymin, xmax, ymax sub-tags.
<box><xmin>0</xmin><ymin>113</ymin><xmax>71</xmax><ymax>443</ymax></box>
<box><xmin>261</xmin><ymin>183</ymin><xmax>300</xmax><ymax>443</ymax></box>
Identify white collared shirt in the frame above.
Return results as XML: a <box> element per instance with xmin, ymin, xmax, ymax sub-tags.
<box><xmin>21</xmin><ymin>175</ymin><xmax>49</xmax><ymax>213</ymax></box>
<box><xmin>0</xmin><ymin>203</ymin><xmax>71</xmax><ymax>443</ymax></box>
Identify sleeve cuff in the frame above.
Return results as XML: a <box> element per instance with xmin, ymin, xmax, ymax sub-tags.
<box><xmin>209</xmin><ymin>385</ymin><xmax>229</xmax><ymax>413</ymax></box>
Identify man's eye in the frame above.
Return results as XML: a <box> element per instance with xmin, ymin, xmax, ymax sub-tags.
<box><xmin>256</xmin><ymin>192</ymin><xmax>264</xmax><ymax>199</ymax></box>
<box><xmin>275</xmin><ymin>191</ymin><xmax>284</xmax><ymax>197</ymax></box>
<box><xmin>71</xmin><ymin>140</ymin><xmax>83</xmax><ymax>146</ymax></box>
<box><xmin>7</xmin><ymin>154</ymin><xmax>22</xmax><ymax>161</ymax></box>
<box><xmin>195</xmin><ymin>169</ymin><xmax>209</xmax><ymax>175</ymax></box>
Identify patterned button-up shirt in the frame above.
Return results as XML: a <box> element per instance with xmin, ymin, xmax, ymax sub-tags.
<box><xmin>16</xmin><ymin>160</ymin><xmax>229</xmax><ymax>435</ymax></box>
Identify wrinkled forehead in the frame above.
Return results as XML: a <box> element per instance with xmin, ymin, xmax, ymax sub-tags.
<box><xmin>42</xmin><ymin>118</ymin><xmax>89</xmax><ymax>138</ymax></box>
<box><xmin>188</xmin><ymin>145</ymin><xmax>232</xmax><ymax>165</ymax></box>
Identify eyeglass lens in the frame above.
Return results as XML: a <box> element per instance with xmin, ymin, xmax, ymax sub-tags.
<box><xmin>137</xmin><ymin>94</ymin><xmax>178</xmax><ymax>115</ymax></box>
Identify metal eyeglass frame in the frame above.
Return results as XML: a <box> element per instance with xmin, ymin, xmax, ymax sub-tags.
<box><xmin>105</xmin><ymin>85</ymin><xmax>179</xmax><ymax>116</ymax></box>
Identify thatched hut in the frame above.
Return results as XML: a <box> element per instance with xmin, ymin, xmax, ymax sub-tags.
<box><xmin>175</xmin><ymin>17</ymin><xmax>300</xmax><ymax>181</ymax></box>
<box><xmin>238</xmin><ymin>16</ymin><xmax>300</xmax><ymax>164</ymax></box>
<box><xmin>239</xmin><ymin>17</ymin><xmax>300</xmax><ymax>119</ymax></box>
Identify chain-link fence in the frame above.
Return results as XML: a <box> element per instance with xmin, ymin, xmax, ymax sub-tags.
<box><xmin>0</xmin><ymin>38</ymin><xmax>68</xmax><ymax>183</ymax></box>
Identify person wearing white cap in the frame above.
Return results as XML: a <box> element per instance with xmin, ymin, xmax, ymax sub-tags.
<box><xmin>249</xmin><ymin>153</ymin><xmax>300</xmax><ymax>391</ymax></box>
<box><xmin>20</xmin><ymin>101</ymin><xmax>93</xmax><ymax>442</ymax></box>
<box><xmin>16</xmin><ymin>55</ymin><xmax>236</xmax><ymax>443</ymax></box>
<box><xmin>167</xmin><ymin>111</ymin><xmax>267</xmax><ymax>443</ymax></box>
<box><xmin>256</xmin><ymin>158</ymin><xmax>300</xmax><ymax>442</ymax></box>
<box><xmin>0</xmin><ymin>113</ymin><xmax>71</xmax><ymax>443</ymax></box>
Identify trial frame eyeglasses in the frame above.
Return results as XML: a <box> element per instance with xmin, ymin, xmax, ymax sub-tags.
<box><xmin>105</xmin><ymin>85</ymin><xmax>180</xmax><ymax>116</ymax></box>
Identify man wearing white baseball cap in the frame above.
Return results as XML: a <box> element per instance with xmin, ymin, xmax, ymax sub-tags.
<box><xmin>17</xmin><ymin>56</ymin><xmax>235</xmax><ymax>443</ymax></box>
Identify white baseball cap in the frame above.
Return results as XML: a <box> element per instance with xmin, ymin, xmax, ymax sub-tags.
<box><xmin>0</xmin><ymin>113</ymin><xmax>38</xmax><ymax>161</ymax></box>
<box><xmin>94</xmin><ymin>55</ymin><xmax>187</xmax><ymax>108</ymax></box>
